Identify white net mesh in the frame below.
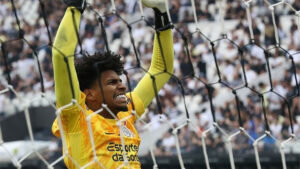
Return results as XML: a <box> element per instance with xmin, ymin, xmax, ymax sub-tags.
<box><xmin>0</xmin><ymin>0</ymin><xmax>300</xmax><ymax>169</ymax></box>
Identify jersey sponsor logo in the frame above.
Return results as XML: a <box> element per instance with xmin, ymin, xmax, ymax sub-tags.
<box><xmin>112</xmin><ymin>153</ymin><xmax>139</xmax><ymax>162</ymax></box>
<box><xmin>107</xmin><ymin>142</ymin><xmax>139</xmax><ymax>162</ymax></box>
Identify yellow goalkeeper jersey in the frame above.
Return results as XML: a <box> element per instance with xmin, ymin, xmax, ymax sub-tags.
<box><xmin>51</xmin><ymin>7</ymin><xmax>173</xmax><ymax>169</ymax></box>
<box><xmin>52</xmin><ymin>92</ymin><xmax>144</xmax><ymax>169</ymax></box>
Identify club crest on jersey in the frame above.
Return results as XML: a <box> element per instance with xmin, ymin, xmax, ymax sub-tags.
<box><xmin>121</xmin><ymin>124</ymin><xmax>135</xmax><ymax>138</ymax></box>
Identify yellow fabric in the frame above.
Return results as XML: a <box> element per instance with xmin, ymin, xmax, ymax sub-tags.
<box><xmin>52</xmin><ymin>6</ymin><xmax>173</xmax><ymax>169</ymax></box>
<box><xmin>52</xmin><ymin>7</ymin><xmax>81</xmax><ymax>106</ymax></box>
<box><xmin>52</xmin><ymin>92</ymin><xmax>144</xmax><ymax>169</ymax></box>
<box><xmin>133</xmin><ymin>30</ymin><xmax>174</xmax><ymax>108</ymax></box>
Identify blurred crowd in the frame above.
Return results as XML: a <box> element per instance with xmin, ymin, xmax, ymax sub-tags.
<box><xmin>0</xmin><ymin>0</ymin><xmax>300</xmax><ymax>158</ymax></box>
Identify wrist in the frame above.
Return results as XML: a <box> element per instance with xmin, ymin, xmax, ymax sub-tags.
<box><xmin>63</xmin><ymin>0</ymin><xmax>86</xmax><ymax>13</ymax></box>
<box><xmin>154</xmin><ymin>8</ymin><xmax>172</xmax><ymax>31</ymax></box>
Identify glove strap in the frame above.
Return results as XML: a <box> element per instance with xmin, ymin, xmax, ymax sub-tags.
<box><xmin>154</xmin><ymin>8</ymin><xmax>172</xmax><ymax>31</ymax></box>
<box><xmin>63</xmin><ymin>0</ymin><xmax>86</xmax><ymax>13</ymax></box>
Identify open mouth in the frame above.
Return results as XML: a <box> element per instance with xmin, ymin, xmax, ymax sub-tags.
<box><xmin>114</xmin><ymin>94</ymin><xmax>128</xmax><ymax>103</ymax></box>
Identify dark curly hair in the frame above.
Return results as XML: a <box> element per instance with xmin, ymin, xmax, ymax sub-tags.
<box><xmin>75</xmin><ymin>51</ymin><xmax>124</xmax><ymax>91</ymax></box>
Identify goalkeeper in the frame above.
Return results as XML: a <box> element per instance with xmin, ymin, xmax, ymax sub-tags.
<box><xmin>51</xmin><ymin>0</ymin><xmax>174</xmax><ymax>168</ymax></box>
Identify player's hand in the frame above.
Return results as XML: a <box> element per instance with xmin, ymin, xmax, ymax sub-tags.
<box><xmin>142</xmin><ymin>0</ymin><xmax>172</xmax><ymax>31</ymax></box>
<box><xmin>142</xmin><ymin>0</ymin><xmax>167</xmax><ymax>13</ymax></box>
<box><xmin>63</xmin><ymin>0</ymin><xmax>87</xmax><ymax>13</ymax></box>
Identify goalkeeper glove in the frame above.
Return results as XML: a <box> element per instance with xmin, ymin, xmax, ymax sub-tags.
<box><xmin>63</xmin><ymin>0</ymin><xmax>87</xmax><ymax>13</ymax></box>
<box><xmin>142</xmin><ymin>0</ymin><xmax>172</xmax><ymax>30</ymax></box>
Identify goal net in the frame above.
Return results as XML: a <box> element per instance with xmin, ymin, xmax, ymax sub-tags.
<box><xmin>0</xmin><ymin>0</ymin><xmax>300</xmax><ymax>169</ymax></box>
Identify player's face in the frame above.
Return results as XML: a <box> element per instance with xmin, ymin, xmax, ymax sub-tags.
<box><xmin>94</xmin><ymin>70</ymin><xmax>128</xmax><ymax>114</ymax></box>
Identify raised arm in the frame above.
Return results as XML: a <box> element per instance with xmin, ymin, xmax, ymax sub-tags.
<box><xmin>133</xmin><ymin>6</ymin><xmax>174</xmax><ymax>111</ymax></box>
<box><xmin>52</xmin><ymin>7</ymin><xmax>81</xmax><ymax>107</ymax></box>
<box><xmin>133</xmin><ymin>30</ymin><xmax>173</xmax><ymax>108</ymax></box>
